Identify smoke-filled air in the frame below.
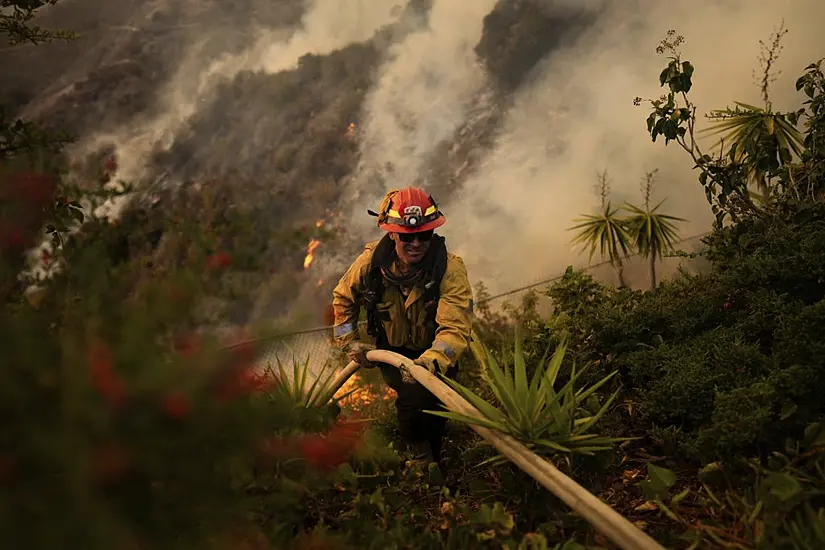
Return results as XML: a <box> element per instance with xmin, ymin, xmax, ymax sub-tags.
<box><xmin>4</xmin><ymin>0</ymin><xmax>824</xmax><ymax>315</ymax></box>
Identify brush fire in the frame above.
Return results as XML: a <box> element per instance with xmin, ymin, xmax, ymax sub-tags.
<box><xmin>345</xmin><ymin>122</ymin><xmax>357</xmax><ymax>140</ymax></box>
<box><xmin>303</xmin><ymin>238</ymin><xmax>321</xmax><ymax>269</ymax></box>
<box><xmin>334</xmin><ymin>373</ymin><xmax>396</xmax><ymax>411</ymax></box>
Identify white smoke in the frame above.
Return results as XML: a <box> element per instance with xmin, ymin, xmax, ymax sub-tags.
<box><xmin>72</xmin><ymin>0</ymin><xmax>405</xmax><ymax>216</ymax></box>
<box><xmin>442</xmin><ymin>0</ymin><xmax>825</xmax><ymax>293</ymax></box>
<box><xmin>346</xmin><ymin>0</ymin><xmax>499</xmax><ymax>240</ymax></box>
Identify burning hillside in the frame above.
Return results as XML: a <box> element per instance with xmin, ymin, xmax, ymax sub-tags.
<box><xmin>0</xmin><ymin>0</ymin><xmax>632</xmax><ymax>327</ymax></box>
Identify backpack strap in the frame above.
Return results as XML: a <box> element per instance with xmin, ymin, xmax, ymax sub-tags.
<box><xmin>363</xmin><ymin>235</ymin><xmax>395</xmax><ymax>341</ymax></box>
<box><xmin>420</xmin><ymin>235</ymin><xmax>448</xmax><ymax>327</ymax></box>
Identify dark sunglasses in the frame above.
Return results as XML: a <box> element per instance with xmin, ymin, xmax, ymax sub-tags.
<box><xmin>398</xmin><ymin>230</ymin><xmax>434</xmax><ymax>243</ymax></box>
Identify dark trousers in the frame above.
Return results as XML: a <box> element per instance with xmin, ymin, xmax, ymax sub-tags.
<box><xmin>376</xmin><ymin>344</ymin><xmax>458</xmax><ymax>461</ymax></box>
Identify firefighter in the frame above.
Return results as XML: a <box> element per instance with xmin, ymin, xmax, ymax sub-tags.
<box><xmin>332</xmin><ymin>187</ymin><xmax>474</xmax><ymax>464</ymax></box>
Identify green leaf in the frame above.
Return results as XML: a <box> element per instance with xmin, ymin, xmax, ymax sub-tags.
<box><xmin>697</xmin><ymin>461</ymin><xmax>725</xmax><ymax>487</ymax></box>
<box><xmin>780</xmin><ymin>402</ymin><xmax>798</xmax><ymax>420</ymax></box>
<box><xmin>575</xmin><ymin>387</ymin><xmax>620</xmax><ymax>433</ymax></box>
<box><xmin>513</xmin><ymin>327</ymin><xmax>528</xmax><ymax>396</ymax></box>
<box><xmin>481</xmin><ymin>348</ymin><xmax>520</xmax><ymax>419</ymax></box>
<box><xmin>671</xmin><ymin>487</ymin><xmax>690</xmax><ymax>506</ymax></box>
<box><xmin>654</xmin><ymin>500</ymin><xmax>680</xmax><ymax>521</ymax></box>
<box><xmin>804</xmin><ymin>422</ymin><xmax>825</xmax><ymax>448</ymax></box>
<box><xmin>639</xmin><ymin>463</ymin><xmax>677</xmax><ymax>500</ymax></box>
<box><xmin>649</xmin><ymin>463</ymin><xmax>677</xmax><ymax>488</ymax></box>
<box><xmin>69</xmin><ymin>207</ymin><xmax>84</xmax><ymax>224</ymax></box>
<box><xmin>438</xmin><ymin>377</ymin><xmax>508</xmax><ymax>424</ymax></box>
<box><xmin>534</xmin><ymin>439</ymin><xmax>572</xmax><ymax>453</ymax></box>
<box><xmin>762</xmin><ymin>473</ymin><xmax>802</xmax><ymax>502</ymax></box>
<box><xmin>574</xmin><ymin>369</ymin><xmax>618</xmax><ymax>402</ymax></box>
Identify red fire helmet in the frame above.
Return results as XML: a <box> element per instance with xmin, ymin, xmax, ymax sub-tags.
<box><xmin>370</xmin><ymin>187</ymin><xmax>446</xmax><ymax>233</ymax></box>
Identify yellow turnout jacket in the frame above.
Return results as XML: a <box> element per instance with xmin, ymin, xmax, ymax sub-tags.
<box><xmin>332</xmin><ymin>240</ymin><xmax>474</xmax><ymax>372</ymax></box>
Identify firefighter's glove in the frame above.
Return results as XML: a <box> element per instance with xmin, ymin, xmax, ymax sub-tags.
<box><xmin>402</xmin><ymin>357</ymin><xmax>438</xmax><ymax>385</ymax></box>
<box><xmin>345</xmin><ymin>342</ymin><xmax>377</xmax><ymax>369</ymax></box>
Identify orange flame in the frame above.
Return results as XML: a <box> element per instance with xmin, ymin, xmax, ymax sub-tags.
<box><xmin>335</xmin><ymin>373</ymin><xmax>396</xmax><ymax>410</ymax></box>
<box><xmin>303</xmin><ymin>238</ymin><xmax>321</xmax><ymax>270</ymax></box>
<box><xmin>345</xmin><ymin>122</ymin><xmax>357</xmax><ymax>140</ymax></box>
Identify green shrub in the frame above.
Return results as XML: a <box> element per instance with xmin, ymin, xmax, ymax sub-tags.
<box><xmin>628</xmin><ymin>327</ymin><xmax>769</xmax><ymax>430</ymax></box>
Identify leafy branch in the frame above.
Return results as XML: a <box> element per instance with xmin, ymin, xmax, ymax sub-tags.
<box><xmin>0</xmin><ymin>0</ymin><xmax>76</xmax><ymax>46</ymax></box>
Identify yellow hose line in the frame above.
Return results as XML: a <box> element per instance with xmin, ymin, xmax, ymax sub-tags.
<box><xmin>328</xmin><ymin>350</ymin><xmax>665</xmax><ymax>550</ymax></box>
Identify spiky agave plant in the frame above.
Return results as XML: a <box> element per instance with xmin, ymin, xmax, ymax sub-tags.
<box><xmin>267</xmin><ymin>355</ymin><xmax>359</xmax><ymax>409</ymax></box>
<box><xmin>429</xmin><ymin>334</ymin><xmax>627</xmax><ymax>465</ymax></box>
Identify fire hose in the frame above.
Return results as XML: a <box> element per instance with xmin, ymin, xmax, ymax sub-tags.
<box><xmin>325</xmin><ymin>349</ymin><xmax>665</xmax><ymax>550</ymax></box>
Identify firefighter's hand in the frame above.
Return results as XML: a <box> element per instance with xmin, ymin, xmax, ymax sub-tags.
<box><xmin>402</xmin><ymin>356</ymin><xmax>438</xmax><ymax>384</ymax></box>
<box><xmin>345</xmin><ymin>342</ymin><xmax>377</xmax><ymax>369</ymax></box>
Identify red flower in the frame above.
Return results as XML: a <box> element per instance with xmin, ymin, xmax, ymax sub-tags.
<box><xmin>91</xmin><ymin>443</ymin><xmax>132</xmax><ymax>485</ymax></box>
<box><xmin>41</xmin><ymin>249</ymin><xmax>51</xmax><ymax>266</ymax></box>
<box><xmin>723</xmin><ymin>301</ymin><xmax>732</xmax><ymax>310</ymax></box>
<box><xmin>215</xmin><ymin>369</ymin><xmax>276</xmax><ymax>403</ymax></box>
<box><xmin>211</xmin><ymin>340</ymin><xmax>280</xmax><ymax>403</ymax></box>
<box><xmin>161</xmin><ymin>392</ymin><xmax>190</xmax><ymax>420</ymax></box>
<box><xmin>241</xmin><ymin>370</ymin><xmax>278</xmax><ymax>392</ymax></box>
<box><xmin>225</xmin><ymin>341</ymin><xmax>259</xmax><ymax>370</ymax></box>
<box><xmin>88</xmin><ymin>341</ymin><xmax>127</xmax><ymax>407</ymax></box>
<box><xmin>298</xmin><ymin>419</ymin><xmax>367</xmax><ymax>472</ymax></box>
<box><xmin>207</xmin><ymin>252</ymin><xmax>232</xmax><ymax>270</ymax></box>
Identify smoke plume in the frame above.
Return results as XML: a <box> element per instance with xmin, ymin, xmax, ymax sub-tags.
<box><xmin>346</xmin><ymin>0</ymin><xmax>499</xmax><ymax>239</ymax></box>
<box><xmin>347</xmin><ymin>0</ymin><xmax>825</xmax><ymax>294</ymax></box>
<box><xmin>70</xmin><ymin>0</ymin><xmax>404</xmax><ymax>207</ymax></box>
<box><xmin>7</xmin><ymin>0</ymin><xmax>825</xmax><ymax>309</ymax></box>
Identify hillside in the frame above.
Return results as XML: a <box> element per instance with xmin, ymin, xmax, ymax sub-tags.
<box><xmin>4</xmin><ymin>0</ymin><xmax>823</xmax><ymax>326</ymax></box>
<box><xmin>3</xmin><ymin>0</ymin><xmax>609</xmax><ymax>328</ymax></box>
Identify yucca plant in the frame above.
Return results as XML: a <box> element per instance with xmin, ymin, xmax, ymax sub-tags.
<box><xmin>622</xmin><ymin>170</ymin><xmax>686</xmax><ymax>290</ymax></box>
<box><xmin>703</xmin><ymin>102</ymin><xmax>805</xmax><ymax>192</ymax></box>
<box><xmin>428</xmin><ymin>333</ymin><xmax>627</xmax><ymax>465</ymax></box>
<box><xmin>623</xmin><ymin>201</ymin><xmax>684</xmax><ymax>290</ymax></box>
<box><xmin>569</xmin><ymin>201</ymin><xmax>632</xmax><ymax>288</ymax></box>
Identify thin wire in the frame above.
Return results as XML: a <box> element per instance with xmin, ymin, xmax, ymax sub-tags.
<box><xmin>250</xmin><ymin>231</ymin><xmax>712</xmax><ymax>340</ymax></box>
<box><xmin>480</xmin><ymin>231</ymin><xmax>710</xmax><ymax>302</ymax></box>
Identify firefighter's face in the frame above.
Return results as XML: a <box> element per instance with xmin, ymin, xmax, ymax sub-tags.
<box><xmin>391</xmin><ymin>230</ymin><xmax>433</xmax><ymax>265</ymax></box>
